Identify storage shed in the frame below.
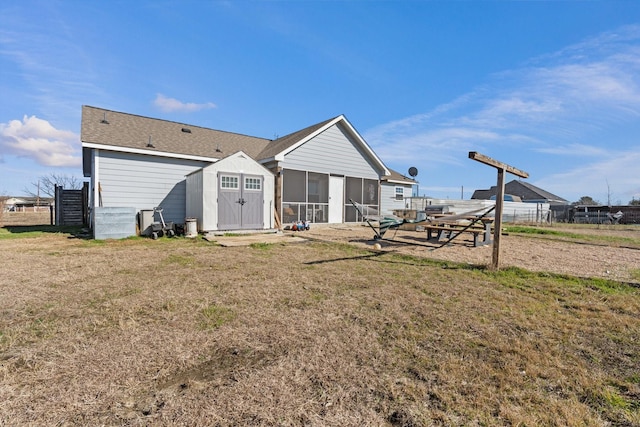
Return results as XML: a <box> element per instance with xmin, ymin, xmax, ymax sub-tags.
<box><xmin>186</xmin><ymin>151</ymin><xmax>274</xmax><ymax>232</ymax></box>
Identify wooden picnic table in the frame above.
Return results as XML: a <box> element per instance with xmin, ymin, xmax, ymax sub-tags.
<box><xmin>422</xmin><ymin>217</ymin><xmax>494</xmax><ymax>247</ymax></box>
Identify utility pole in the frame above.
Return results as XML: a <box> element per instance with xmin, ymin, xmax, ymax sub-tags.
<box><xmin>468</xmin><ymin>152</ymin><xmax>529</xmax><ymax>270</ymax></box>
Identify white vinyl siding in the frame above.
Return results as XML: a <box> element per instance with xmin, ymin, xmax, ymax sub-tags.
<box><xmin>96</xmin><ymin>150</ymin><xmax>207</xmax><ymax>224</ymax></box>
<box><xmin>282</xmin><ymin>123</ymin><xmax>380</xmax><ymax>179</ymax></box>
<box><xmin>380</xmin><ymin>182</ymin><xmax>412</xmax><ymax>215</ymax></box>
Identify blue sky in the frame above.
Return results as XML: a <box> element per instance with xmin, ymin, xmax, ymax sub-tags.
<box><xmin>1</xmin><ymin>0</ymin><xmax>640</xmax><ymax>204</ymax></box>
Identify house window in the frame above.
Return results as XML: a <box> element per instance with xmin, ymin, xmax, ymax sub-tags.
<box><xmin>395</xmin><ymin>187</ymin><xmax>404</xmax><ymax>201</ymax></box>
<box><xmin>221</xmin><ymin>175</ymin><xmax>239</xmax><ymax>189</ymax></box>
<box><xmin>245</xmin><ymin>177</ymin><xmax>261</xmax><ymax>191</ymax></box>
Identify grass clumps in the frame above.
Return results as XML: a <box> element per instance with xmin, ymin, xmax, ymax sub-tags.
<box><xmin>504</xmin><ymin>224</ymin><xmax>640</xmax><ymax>248</ymax></box>
<box><xmin>200</xmin><ymin>303</ymin><xmax>236</xmax><ymax>330</ymax></box>
<box><xmin>1</xmin><ymin>234</ymin><xmax>638</xmax><ymax>425</ymax></box>
<box><xmin>0</xmin><ymin>225</ymin><xmax>82</xmax><ymax>239</ymax></box>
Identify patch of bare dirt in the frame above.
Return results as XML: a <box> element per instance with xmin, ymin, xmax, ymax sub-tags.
<box><xmin>299</xmin><ymin>223</ymin><xmax>640</xmax><ymax>282</ymax></box>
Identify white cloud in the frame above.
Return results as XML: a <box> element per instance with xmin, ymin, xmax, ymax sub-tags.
<box><xmin>365</xmin><ymin>25</ymin><xmax>640</xmax><ymax>202</ymax></box>
<box><xmin>534</xmin><ymin>149</ymin><xmax>640</xmax><ymax>202</ymax></box>
<box><xmin>154</xmin><ymin>94</ymin><xmax>217</xmax><ymax>113</ymax></box>
<box><xmin>0</xmin><ymin>116</ymin><xmax>81</xmax><ymax>167</ymax></box>
<box><xmin>535</xmin><ymin>143</ymin><xmax>607</xmax><ymax>157</ymax></box>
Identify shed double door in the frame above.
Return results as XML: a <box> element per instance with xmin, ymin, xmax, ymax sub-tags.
<box><xmin>218</xmin><ymin>173</ymin><xmax>264</xmax><ymax>230</ymax></box>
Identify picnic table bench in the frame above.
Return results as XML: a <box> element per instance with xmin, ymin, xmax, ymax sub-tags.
<box><xmin>422</xmin><ymin>217</ymin><xmax>493</xmax><ymax>247</ymax></box>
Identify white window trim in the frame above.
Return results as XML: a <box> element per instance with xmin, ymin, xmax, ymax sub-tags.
<box><xmin>220</xmin><ymin>175</ymin><xmax>239</xmax><ymax>190</ymax></box>
<box><xmin>395</xmin><ymin>186</ymin><xmax>404</xmax><ymax>201</ymax></box>
<box><xmin>244</xmin><ymin>177</ymin><xmax>262</xmax><ymax>191</ymax></box>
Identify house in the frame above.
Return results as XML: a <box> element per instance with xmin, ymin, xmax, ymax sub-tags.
<box><xmin>471</xmin><ymin>180</ymin><xmax>568</xmax><ymax>205</ymax></box>
<box><xmin>380</xmin><ymin>170</ymin><xmax>417</xmax><ymax>214</ymax></box>
<box><xmin>81</xmin><ymin>106</ymin><xmax>393</xmax><ymax>236</ymax></box>
<box><xmin>471</xmin><ymin>179</ymin><xmax>569</xmax><ymax>222</ymax></box>
<box><xmin>2</xmin><ymin>196</ymin><xmax>53</xmax><ymax>212</ymax></box>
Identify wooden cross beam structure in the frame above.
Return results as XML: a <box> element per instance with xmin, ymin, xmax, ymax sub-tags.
<box><xmin>468</xmin><ymin>152</ymin><xmax>529</xmax><ymax>270</ymax></box>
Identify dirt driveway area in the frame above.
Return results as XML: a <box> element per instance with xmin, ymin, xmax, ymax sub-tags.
<box><xmin>292</xmin><ymin>223</ymin><xmax>640</xmax><ymax>283</ymax></box>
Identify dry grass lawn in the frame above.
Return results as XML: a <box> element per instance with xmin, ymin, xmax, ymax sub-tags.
<box><xmin>0</xmin><ymin>227</ymin><xmax>639</xmax><ymax>426</ymax></box>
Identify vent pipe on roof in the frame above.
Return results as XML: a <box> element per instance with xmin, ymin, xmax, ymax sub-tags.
<box><xmin>181</xmin><ymin>127</ymin><xmax>191</xmax><ymax>133</ymax></box>
<box><xmin>100</xmin><ymin>112</ymin><xmax>109</xmax><ymax>124</ymax></box>
<box><xmin>216</xmin><ymin>144</ymin><xmax>222</xmax><ymax>153</ymax></box>
<box><xmin>147</xmin><ymin>136</ymin><xmax>155</xmax><ymax>148</ymax></box>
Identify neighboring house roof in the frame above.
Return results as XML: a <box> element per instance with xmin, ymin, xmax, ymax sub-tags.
<box><xmin>81</xmin><ymin>106</ymin><xmax>390</xmax><ymax>176</ymax></box>
<box><xmin>382</xmin><ymin>169</ymin><xmax>417</xmax><ymax>185</ymax></box>
<box><xmin>511</xmin><ymin>180</ymin><xmax>568</xmax><ymax>203</ymax></box>
<box><xmin>471</xmin><ymin>179</ymin><xmax>568</xmax><ymax>204</ymax></box>
<box><xmin>470</xmin><ymin>189</ymin><xmax>493</xmax><ymax>200</ymax></box>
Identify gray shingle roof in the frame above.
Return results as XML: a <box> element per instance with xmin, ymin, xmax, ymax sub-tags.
<box><xmin>256</xmin><ymin>116</ymin><xmax>338</xmax><ymax>160</ymax></box>
<box><xmin>383</xmin><ymin>169</ymin><xmax>417</xmax><ymax>184</ymax></box>
<box><xmin>81</xmin><ymin>106</ymin><xmax>389</xmax><ymax>175</ymax></box>
<box><xmin>81</xmin><ymin>106</ymin><xmax>271</xmax><ymax>160</ymax></box>
<box><xmin>511</xmin><ymin>180</ymin><xmax>567</xmax><ymax>203</ymax></box>
<box><xmin>471</xmin><ymin>180</ymin><xmax>568</xmax><ymax>203</ymax></box>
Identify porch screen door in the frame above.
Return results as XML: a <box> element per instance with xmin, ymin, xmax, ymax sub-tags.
<box><xmin>328</xmin><ymin>175</ymin><xmax>343</xmax><ymax>223</ymax></box>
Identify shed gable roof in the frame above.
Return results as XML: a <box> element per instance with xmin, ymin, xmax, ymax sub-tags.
<box><xmin>196</xmin><ymin>150</ymin><xmax>275</xmax><ymax>177</ymax></box>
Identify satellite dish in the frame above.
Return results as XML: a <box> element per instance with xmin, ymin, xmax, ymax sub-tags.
<box><xmin>408</xmin><ymin>166</ymin><xmax>418</xmax><ymax>177</ymax></box>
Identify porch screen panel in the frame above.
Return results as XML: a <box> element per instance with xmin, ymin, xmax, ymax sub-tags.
<box><xmin>345</xmin><ymin>177</ymin><xmax>362</xmax><ymax>203</ymax></box>
<box><xmin>363</xmin><ymin>179</ymin><xmax>378</xmax><ymax>205</ymax></box>
<box><xmin>283</xmin><ymin>169</ymin><xmax>306</xmax><ymax>202</ymax></box>
<box><xmin>308</xmin><ymin>173</ymin><xmax>329</xmax><ymax>203</ymax></box>
<box><xmin>345</xmin><ymin>177</ymin><xmax>362</xmax><ymax>222</ymax></box>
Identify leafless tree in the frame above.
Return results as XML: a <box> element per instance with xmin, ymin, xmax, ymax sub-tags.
<box><xmin>606</xmin><ymin>179</ymin><xmax>613</xmax><ymax>206</ymax></box>
<box><xmin>23</xmin><ymin>173</ymin><xmax>83</xmax><ymax>198</ymax></box>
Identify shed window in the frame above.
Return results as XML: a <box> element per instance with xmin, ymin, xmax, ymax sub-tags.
<box><xmin>221</xmin><ymin>175</ymin><xmax>239</xmax><ymax>189</ymax></box>
<box><xmin>395</xmin><ymin>187</ymin><xmax>404</xmax><ymax>201</ymax></box>
<box><xmin>245</xmin><ymin>177</ymin><xmax>261</xmax><ymax>191</ymax></box>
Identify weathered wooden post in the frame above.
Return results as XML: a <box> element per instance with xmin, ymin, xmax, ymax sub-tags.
<box><xmin>468</xmin><ymin>152</ymin><xmax>529</xmax><ymax>270</ymax></box>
